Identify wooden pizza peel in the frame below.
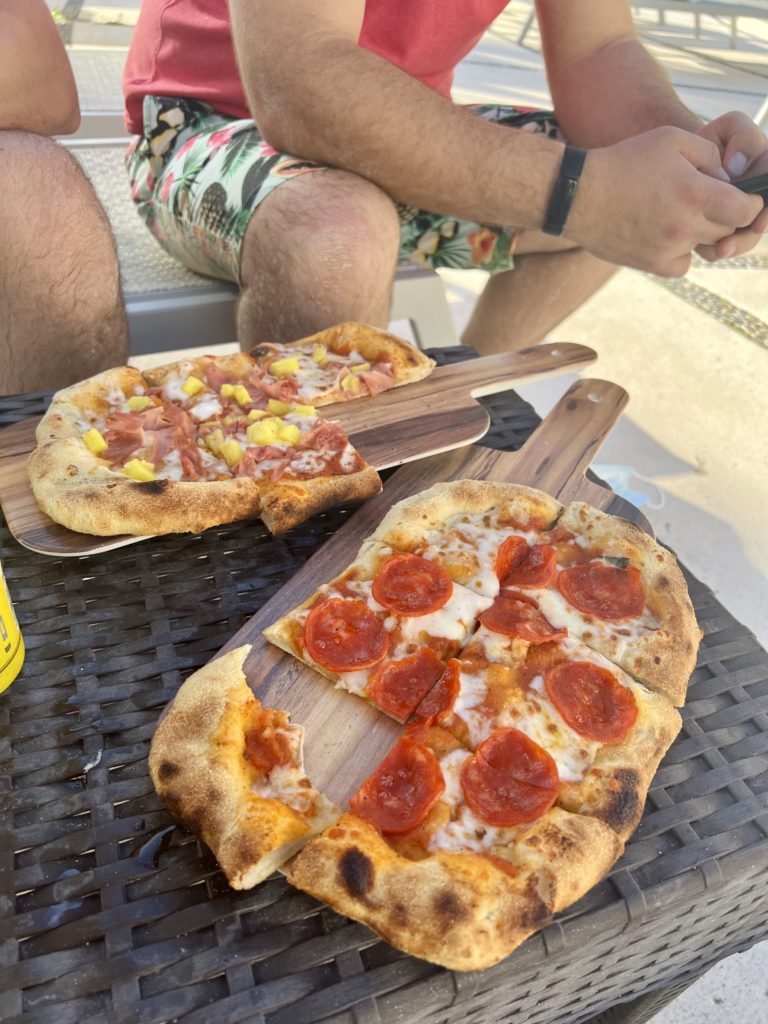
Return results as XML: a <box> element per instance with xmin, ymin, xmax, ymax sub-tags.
<box><xmin>0</xmin><ymin>343</ymin><xmax>594</xmax><ymax>556</ymax></box>
<box><xmin>216</xmin><ymin>377</ymin><xmax>654</xmax><ymax>807</ymax></box>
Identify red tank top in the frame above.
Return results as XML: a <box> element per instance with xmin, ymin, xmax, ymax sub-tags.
<box><xmin>123</xmin><ymin>0</ymin><xmax>509</xmax><ymax>133</ymax></box>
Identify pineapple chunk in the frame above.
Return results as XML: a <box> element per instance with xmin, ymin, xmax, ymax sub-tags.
<box><xmin>278</xmin><ymin>423</ymin><xmax>301</xmax><ymax>445</ymax></box>
<box><xmin>82</xmin><ymin>428</ymin><xmax>108</xmax><ymax>454</ymax></box>
<box><xmin>204</xmin><ymin>428</ymin><xmax>225</xmax><ymax>456</ymax></box>
<box><xmin>232</xmin><ymin>384</ymin><xmax>252</xmax><ymax>406</ymax></box>
<box><xmin>126</xmin><ymin>395</ymin><xmax>151</xmax><ymax>412</ymax></box>
<box><xmin>351</xmin><ymin>362</ymin><xmax>371</xmax><ymax>375</ymax></box>
<box><xmin>341</xmin><ymin>374</ymin><xmax>361</xmax><ymax>394</ymax></box>
<box><xmin>247</xmin><ymin>408</ymin><xmax>270</xmax><ymax>423</ymax></box>
<box><xmin>246</xmin><ymin>418</ymin><xmax>281</xmax><ymax>445</ymax></box>
<box><xmin>123</xmin><ymin>458</ymin><xmax>156</xmax><ymax>482</ymax></box>
<box><xmin>292</xmin><ymin>403</ymin><xmax>316</xmax><ymax>418</ymax></box>
<box><xmin>270</xmin><ymin>356</ymin><xmax>300</xmax><ymax>377</ymax></box>
<box><xmin>267</xmin><ymin>398</ymin><xmax>291</xmax><ymax>416</ymax></box>
<box><xmin>219</xmin><ymin>438</ymin><xmax>245</xmax><ymax>467</ymax></box>
<box><xmin>312</xmin><ymin>344</ymin><xmax>327</xmax><ymax>365</ymax></box>
<box><xmin>181</xmin><ymin>375</ymin><xmax>205</xmax><ymax>396</ymax></box>
<box><xmin>220</xmin><ymin>383</ymin><xmax>235</xmax><ymax>398</ymax></box>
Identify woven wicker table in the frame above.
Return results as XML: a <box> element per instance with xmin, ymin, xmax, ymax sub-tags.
<box><xmin>2</xmin><ymin>349</ymin><xmax>767</xmax><ymax>1024</ymax></box>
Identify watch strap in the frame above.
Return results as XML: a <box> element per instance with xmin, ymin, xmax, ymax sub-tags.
<box><xmin>542</xmin><ymin>145</ymin><xmax>587</xmax><ymax>237</ymax></box>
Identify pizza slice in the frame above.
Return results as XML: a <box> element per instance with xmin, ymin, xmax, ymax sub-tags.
<box><xmin>264</xmin><ymin>541</ymin><xmax>493</xmax><ymax>721</ymax></box>
<box><xmin>249</xmin><ymin>322</ymin><xmax>435</xmax><ymax>405</ymax></box>
<box><xmin>149</xmin><ymin>645</ymin><xmax>339</xmax><ymax>889</ymax></box>
<box><xmin>418</xmin><ymin>630</ymin><xmax>681</xmax><ymax>840</ymax></box>
<box><xmin>28</xmin><ymin>364</ymin><xmax>381</xmax><ymax>536</ymax></box>
<box><xmin>370</xmin><ymin>480</ymin><xmax>563</xmax><ymax>598</ymax></box>
<box><xmin>527</xmin><ymin>503</ymin><xmax>701</xmax><ymax>705</ymax></box>
<box><xmin>286</xmin><ymin>724</ymin><xmax>623</xmax><ymax>971</ymax></box>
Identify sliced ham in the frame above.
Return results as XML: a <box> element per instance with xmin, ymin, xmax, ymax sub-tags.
<box><xmin>302</xmin><ymin>421</ymin><xmax>348</xmax><ymax>455</ymax></box>
<box><xmin>257</xmin><ymin>375</ymin><xmax>299</xmax><ymax>402</ymax></box>
<box><xmin>359</xmin><ymin>364</ymin><xmax>395</xmax><ymax>396</ymax></box>
<box><xmin>234</xmin><ymin>445</ymin><xmax>290</xmax><ymax>478</ymax></box>
<box><xmin>104</xmin><ymin>412</ymin><xmax>146</xmax><ymax>465</ymax></box>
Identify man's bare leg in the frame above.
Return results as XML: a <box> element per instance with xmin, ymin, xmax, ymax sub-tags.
<box><xmin>238</xmin><ymin>169</ymin><xmax>401</xmax><ymax>348</ymax></box>
<box><xmin>462</xmin><ymin>231</ymin><xmax>617</xmax><ymax>355</ymax></box>
<box><xmin>0</xmin><ymin>132</ymin><xmax>127</xmax><ymax>396</ymax></box>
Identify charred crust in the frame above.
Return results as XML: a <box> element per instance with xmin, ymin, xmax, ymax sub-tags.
<box><xmin>522</xmin><ymin>894</ymin><xmax>551</xmax><ymax>930</ymax></box>
<box><xmin>603</xmin><ymin>769</ymin><xmax>642</xmax><ymax>833</ymax></box>
<box><xmin>157</xmin><ymin>761</ymin><xmax>180</xmax><ymax>782</ymax></box>
<box><xmin>658</xmin><ymin>575</ymin><xmax>670</xmax><ymax>589</ymax></box>
<box><xmin>433</xmin><ymin>889</ymin><xmax>468</xmax><ymax>925</ymax></box>
<box><xmin>139</xmin><ymin>479</ymin><xmax>170</xmax><ymax>494</ymax></box>
<box><xmin>250</xmin><ymin>346</ymin><xmax>271</xmax><ymax>359</ymax></box>
<box><xmin>390</xmin><ymin>901</ymin><xmax>409</xmax><ymax>928</ymax></box>
<box><xmin>339</xmin><ymin>847</ymin><xmax>374</xmax><ymax>899</ymax></box>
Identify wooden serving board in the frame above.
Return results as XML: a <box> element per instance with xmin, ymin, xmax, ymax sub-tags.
<box><xmin>0</xmin><ymin>343</ymin><xmax>594</xmax><ymax>557</ymax></box>
<box><xmin>217</xmin><ymin>378</ymin><xmax>653</xmax><ymax>807</ymax></box>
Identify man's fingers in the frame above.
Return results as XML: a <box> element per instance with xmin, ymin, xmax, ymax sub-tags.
<box><xmin>679</xmin><ymin>130</ymin><xmax>730</xmax><ymax>179</ymax></box>
<box><xmin>700</xmin><ymin>178</ymin><xmax>764</xmax><ymax>230</ymax></box>
<box><xmin>699</xmin><ymin>112</ymin><xmax>768</xmax><ymax>178</ymax></box>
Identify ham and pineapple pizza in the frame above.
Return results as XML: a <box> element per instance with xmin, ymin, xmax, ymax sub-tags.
<box><xmin>28</xmin><ymin>323</ymin><xmax>432</xmax><ymax>537</ymax></box>
<box><xmin>149</xmin><ymin>645</ymin><xmax>339</xmax><ymax>888</ymax></box>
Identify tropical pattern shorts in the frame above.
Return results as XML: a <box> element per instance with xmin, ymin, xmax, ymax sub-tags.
<box><xmin>126</xmin><ymin>95</ymin><xmax>563</xmax><ymax>284</ymax></box>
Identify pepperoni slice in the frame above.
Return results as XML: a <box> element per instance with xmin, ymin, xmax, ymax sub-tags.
<box><xmin>479</xmin><ymin>591</ymin><xmax>567</xmax><ymax>643</ymax></box>
<box><xmin>557</xmin><ymin>562</ymin><xmax>645</xmax><ymax>620</ymax></box>
<box><xmin>544</xmin><ymin>661</ymin><xmax>638</xmax><ymax>743</ymax></box>
<box><xmin>460</xmin><ymin>728</ymin><xmax>559</xmax><ymax>827</ymax></box>
<box><xmin>304</xmin><ymin>598</ymin><xmax>388</xmax><ymax>671</ymax></box>
<box><xmin>245</xmin><ymin>707</ymin><xmax>293</xmax><ymax>773</ymax></box>
<box><xmin>413</xmin><ymin>659</ymin><xmax>461</xmax><ymax>723</ymax></box>
<box><xmin>497</xmin><ymin>538</ymin><xmax>557</xmax><ymax>588</ymax></box>
<box><xmin>366</xmin><ymin>648</ymin><xmax>444</xmax><ymax>720</ymax></box>
<box><xmin>371</xmin><ymin>554</ymin><xmax>452</xmax><ymax>616</ymax></box>
<box><xmin>349</xmin><ymin>737</ymin><xmax>445</xmax><ymax>834</ymax></box>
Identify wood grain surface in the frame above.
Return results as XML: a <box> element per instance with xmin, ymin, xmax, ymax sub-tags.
<box><xmin>218</xmin><ymin>378</ymin><xmax>651</xmax><ymax>806</ymax></box>
<box><xmin>0</xmin><ymin>343</ymin><xmax>595</xmax><ymax>557</ymax></box>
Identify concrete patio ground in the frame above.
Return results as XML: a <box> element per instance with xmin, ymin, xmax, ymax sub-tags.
<box><xmin>65</xmin><ymin>3</ymin><xmax>767</xmax><ymax>1021</ymax></box>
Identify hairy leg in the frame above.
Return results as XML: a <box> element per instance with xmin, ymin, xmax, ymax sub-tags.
<box><xmin>0</xmin><ymin>132</ymin><xmax>127</xmax><ymax>396</ymax></box>
<box><xmin>238</xmin><ymin>169</ymin><xmax>401</xmax><ymax>348</ymax></box>
<box><xmin>461</xmin><ymin>231</ymin><xmax>617</xmax><ymax>354</ymax></box>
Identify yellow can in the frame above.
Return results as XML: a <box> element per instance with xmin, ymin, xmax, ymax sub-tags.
<box><xmin>0</xmin><ymin>562</ymin><xmax>24</xmax><ymax>694</ymax></box>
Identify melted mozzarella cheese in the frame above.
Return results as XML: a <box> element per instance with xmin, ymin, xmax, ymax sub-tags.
<box><xmin>535</xmin><ymin>582</ymin><xmax>658</xmax><ymax>661</ymax></box>
<box><xmin>423</xmin><ymin>521</ymin><xmax>540</xmax><ymax>598</ymax></box>
<box><xmin>159</xmin><ymin>448</ymin><xmax>184</xmax><ymax>481</ymax></box>
<box><xmin>451</xmin><ymin>667</ymin><xmax>490</xmax><ymax>747</ymax></box>
<box><xmin>161</xmin><ymin>364</ymin><xmax>195</xmax><ymax>403</ymax></box>
<box><xmin>392</xmin><ymin>584</ymin><xmax>493</xmax><ymax>649</ymax></box>
<box><xmin>250</xmin><ymin>727</ymin><xmax>317</xmax><ymax>814</ymax></box>
<box><xmin>190</xmin><ymin>397</ymin><xmax>223</xmax><ymax>422</ymax></box>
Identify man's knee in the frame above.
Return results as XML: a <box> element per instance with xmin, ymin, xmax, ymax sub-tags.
<box><xmin>241</xmin><ymin>169</ymin><xmax>401</xmax><ymax>286</ymax></box>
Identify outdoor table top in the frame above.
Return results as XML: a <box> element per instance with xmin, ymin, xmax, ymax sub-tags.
<box><xmin>1</xmin><ymin>348</ymin><xmax>767</xmax><ymax>1024</ymax></box>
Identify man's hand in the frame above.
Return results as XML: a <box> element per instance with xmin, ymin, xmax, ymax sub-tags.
<box><xmin>566</xmin><ymin>125</ymin><xmax>765</xmax><ymax>277</ymax></box>
<box><xmin>695</xmin><ymin>112</ymin><xmax>768</xmax><ymax>261</ymax></box>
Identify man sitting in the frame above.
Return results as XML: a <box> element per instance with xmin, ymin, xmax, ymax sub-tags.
<box><xmin>0</xmin><ymin>0</ymin><xmax>127</xmax><ymax>395</ymax></box>
<box><xmin>123</xmin><ymin>0</ymin><xmax>767</xmax><ymax>354</ymax></box>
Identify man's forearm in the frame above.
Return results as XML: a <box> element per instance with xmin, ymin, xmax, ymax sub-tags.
<box><xmin>236</xmin><ymin>34</ymin><xmax>565</xmax><ymax>229</ymax></box>
<box><xmin>542</xmin><ymin>36</ymin><xmax>701</xmax><ymax>147</ymax></box>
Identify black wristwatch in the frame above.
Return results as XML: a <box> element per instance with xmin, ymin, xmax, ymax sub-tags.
<box><xmin>542</xmin><ymin>145</ymin><xmax>588</xmax><ymax>236</ymax></box>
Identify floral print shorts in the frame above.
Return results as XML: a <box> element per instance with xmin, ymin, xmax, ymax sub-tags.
<box><xmin>126</xmin><ymin>96</ymin><xmax>563</xmax><ymax>283</ymax></box>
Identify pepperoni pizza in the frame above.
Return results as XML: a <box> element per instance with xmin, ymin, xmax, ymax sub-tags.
<box><xmin>278</xmin><ymin>481</ymin><xmax>699</xmax><ymax>968</ymax></box>
<box><xmin>150</xmin><ymin>479</ymin><xmax>700</xmax><ymax>971</ymax></box>
<box><xmin>27</xmin><ymin>325</ymin><xmax>432</xmax><ymax>537</ymax></box>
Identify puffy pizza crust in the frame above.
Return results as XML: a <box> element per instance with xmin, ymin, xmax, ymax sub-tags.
<box><xmin>372</xmin><ymin>479</ymin><xmax>563</xmax><ymax>558</ymax></box>
<box><xmin>29</xmin><ymin>435</ymin><xmax>381</xmax><ymax>537</ymax></box>
<box><xmin>35</xmin><ymin>365</ymin><xmax>146</xmax><ymax>443</ymax></box>
<box><xmin>149</xmin><ymin>646</ymin><xmax>339</xmax><ymax>889</ymax></box>
<box><xmin>557</xmin><ymin>679</ymin><xmax>682</xmax><ymax>840</ymax></box>
<box><xmin>286</xmin><ymin>807</ymin><xmax>621</xmax><ymax>971</ymax></box>
<box><xmin>556</xmin><ymin>502</ymin><xmax>701</xmax><ymax>705</ymax></box>
<box><xmin>280</xmin><ymin>322</ymin><xmax>436</xmax><ymax>398</ymax></box>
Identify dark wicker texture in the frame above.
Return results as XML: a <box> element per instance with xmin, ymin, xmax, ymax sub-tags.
<box><xmin>1</xmin><ymin>348</ymin><xmax>767</xmax><ymax>1024</ymax></box>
